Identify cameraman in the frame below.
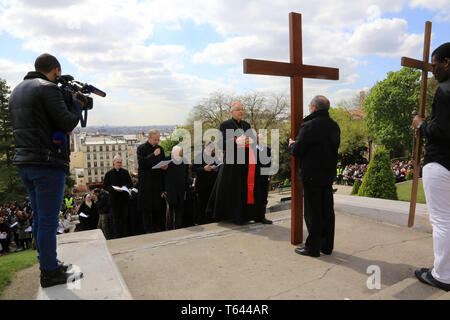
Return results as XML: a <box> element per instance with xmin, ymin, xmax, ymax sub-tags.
<box><xmin>9</xmin><ymin>53</ymin><xmax>83</xmax><ymax>288</ymax></box>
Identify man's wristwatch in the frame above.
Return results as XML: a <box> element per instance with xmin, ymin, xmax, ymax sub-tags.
<box><xmin>417</xmin><ymin>122</ymin><xmax>424</xmax><ymax>130</ymax></box>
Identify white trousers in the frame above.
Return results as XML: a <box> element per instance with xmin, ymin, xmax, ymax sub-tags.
<box><xmin>423</xmin><ymin>162</ymin><xmax>450</xmax><ymax>284</ymax></box>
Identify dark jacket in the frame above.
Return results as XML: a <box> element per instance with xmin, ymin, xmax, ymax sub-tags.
<box><xmin>420</xmin><ymin>79</ymin><xmax>450</xmax><ymax>171</ymax></box>
<box><xmin>136</xmin><ymin>142</ymin><xmax>166</xmax><ymax>210</ymax></box>
<box><xmin>164</xmin><ymin>159</ymin><xmax>189</xmax><ymax>206</ymax></box>
<box><xmin>77</xmin><ymin>202</ymin><xmax>99</xmax><ymax>231</ymax></box>
<box><xmin>96</xmin><ymin>191</ymin><xmax>111</xmax><ymax>215</ymax></box>
<box><xmin>9</xmin><ymin>72</ymin><xmax>80</xmax><ymax>173</ymax></box>
<box><xmin>289</xmin><ymin>109</ymin><xmax>340</xmax><ymax>186</ymax></box>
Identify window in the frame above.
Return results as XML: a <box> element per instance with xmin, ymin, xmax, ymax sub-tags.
<box><xmin>94</xmin><ymin>154</ymin><xmax>97</xmax><ymax>160</ymax></box>
<box><xmin>112</xmin><ymin>145</ymin><xmax>115</xmax><ymax>151</ymax></box>
<box><xmin>100</xmin><ymin>154</ymin><xmax>104</xmax><ymax>160</ymax></box>
<box><xmin>106</xmin><ymin>154</ymin><xmax>110</xmax><ymax>160</ymax></box>
<box><xmin>94</xmin><ymin>162</ymin><xmax>97</xmax><ymax>167</ymax></box>
<box><xmin>87</xmin><ymin>154</ymin><xmax>90</xmax><ymax>160</ymax></box>
<box><xmin>94</xmin><ymin>169</ymin><xmax>98</xmax><ymax>175</ymax></box>
<box><xmin>106</xmin><ymin>146</ymin><xmax>109</xmax><ymax>152</ymax></box>
<box><xmin>101</xmin><ymin>169</ymin><xmax>104</xmax><ymax>175</ymax></box>
<box><xmin>88</xmin><ymin>178</ymin><xmax>92</xmax><ymax>183</ymax></box>
<box><xmin>93</xmin><ymin>146</ymin><xmax>97</xmax><ymax>152</ymax></box>
<box><xmin>101</xmin><ymin>162</ymin><xmax>104</xmax><ymax>167</ymax></box>
<box><xmin>88</xmin><ymin>162</ymin><xmax>91</xmax><ymax>168</ymax></box>
<box><xmin>100</xmin><ymin>146</ymin><xmax>103</xmax><ymax>152</ymax></box>
<box><xmin>88</xmin><ymin>169</ymin><xmax>91</xmax><ymax>175</ymax></box>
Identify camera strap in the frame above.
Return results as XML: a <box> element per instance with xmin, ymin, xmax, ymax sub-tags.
<box><xmin>73</xmin><ymin>98</ymin><xmax>88</xmax><ymax>127</ymax></box>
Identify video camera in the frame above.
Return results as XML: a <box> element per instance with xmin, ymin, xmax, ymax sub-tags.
<box><xmin>56</xmin><ymin>75</ymin><xmax>106</xmax><ymax>127</ymax></box>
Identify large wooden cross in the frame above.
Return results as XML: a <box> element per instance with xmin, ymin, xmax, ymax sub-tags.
<box><xmin>243</xmin><ymin>12</ymin><xmax>339</xmax><ymax>245</ymax></box>
<box><xmin>400</xmin><ymin>21</ymin><xmax>432</xmax><ymax>227</ymax></box>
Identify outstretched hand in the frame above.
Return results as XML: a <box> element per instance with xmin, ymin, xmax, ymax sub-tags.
<box><xmin>289</xmin><ymin>138</ymin><xmax>295</xmax><ymax>146</ymax></box>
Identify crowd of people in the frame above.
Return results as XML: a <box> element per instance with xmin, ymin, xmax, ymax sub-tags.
<box><xmin>0</xmin><ymin>200</ymin><xmax>33</xmax><ymax>255</ymax></box>
<box><xmin>335</xmin><ymin>160</ymin><xmax>416</xmax><ymax>186</ymax></box>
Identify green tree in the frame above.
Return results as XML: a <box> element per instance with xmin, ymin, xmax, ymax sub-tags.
<box><xmin>329</xmin><ymin>107</ymin><xmax>368</xmax><ymax>166</ymax></box>
<box><xmin>0</xmin><ymin>78</ymin><xmax>27</xmax><ymax>203</ymax></box>
<box><xmin>351</xmin><ymin>179</ymin><xmax>362</xmax><ymax>195</ymax></box>
<box><xmin>363</xmin><ymin>67</ymin><xmax>421</xmax><ymax>157</ymax></box>
<box><xmin>358</xmin><ymin>147</ymin><xmax>398</xmax><ymax>200</ymax></box>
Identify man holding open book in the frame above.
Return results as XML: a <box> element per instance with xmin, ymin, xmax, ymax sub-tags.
<box><xmin>103</xmin><ymin>155</ymin><xmax>133</xmax><ymax>239</ymax></box>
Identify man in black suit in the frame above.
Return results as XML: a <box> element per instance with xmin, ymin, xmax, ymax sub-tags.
<box><xmin>289</xmin><ymin>96</ymin><xmax>340</xmax><ymax>257</ymax></box>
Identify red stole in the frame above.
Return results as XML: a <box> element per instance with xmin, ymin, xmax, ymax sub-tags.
<box><xmin>234</xmin><ymin>137</ymin><xmax>256</xmax><ymax>204</ymax></box>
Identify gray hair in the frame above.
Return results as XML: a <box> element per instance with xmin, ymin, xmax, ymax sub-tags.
<box><xmin>148</xmin><ymin>129</ymin><xmax>160</xmax><ymax>138</ymax></box>
<box><xmin>310</xmin><ymin>95</ymin><xmax>330</xmax><ymax>111</ymax></box>
<box><xmin>113</xmin><ymin>155</ymin><xmax>122</xmax><ymax>163</ymax></box>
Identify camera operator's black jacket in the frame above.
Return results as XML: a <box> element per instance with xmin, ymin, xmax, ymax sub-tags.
<box><xmin>289</xmin><ymin>109</ymin><xmax>341</xmax><ymax>186</ymax></box>
<box><xmin>9</xmin><ymin>72</ymin><xmax>80</xmax><ymax>173</ymax></box>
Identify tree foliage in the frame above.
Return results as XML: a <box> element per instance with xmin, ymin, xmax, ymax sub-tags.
<box><xmin>329</xmin><ymin>107</ymin><xmax>368</xmax><ymax>166</ymax></box>
<box><xmin>358</xmin><ymin>147</ymin><xmax>398</xmax><ymax>200</ymax></box>
<box><xmin>0</xmin><ymin>78</ymin><xmax>27</xmax><ymax>203</ymax></box>
<box><xmin>363</xmin><ymin>67</ymin><xmax>421</xmax><ymax>156</ymax></box>
<box><xmin>187</xmin><ymin>91</ymin><xmax>289</xmax><ymax>132</ymax></box>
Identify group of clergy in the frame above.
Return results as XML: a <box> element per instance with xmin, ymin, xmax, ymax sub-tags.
<box><xmin>101</xmin><ymin>104</ymin><xmax>273</xmax><ymax>239</ymax></box>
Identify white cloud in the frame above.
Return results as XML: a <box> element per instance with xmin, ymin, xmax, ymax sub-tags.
<box><xmin>0</xmin><ymin>0</ymin><xmax>444</xmax><ymax>125</ymax></box>
<box><xmin>348</xmin><ymin>18</ymin><xmax>423</xmax><ymax>57</ymax></box>
<box><xmin>0</xmin><ymin>58</ymin><xmax>32</xmax><ymax>87</ymax></box>
<box><xmin>409</xmin><ymin>0</ymin><xmax>450</xmax><ymax>21</ymax></box>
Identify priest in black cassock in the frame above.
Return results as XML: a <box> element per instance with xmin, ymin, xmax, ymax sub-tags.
<box><xmin>193</xmin><ymin>142</ymin><xmax>219</xmax><ymax>224</ymax></box>
<box><xmin>137</xmin><ymin>129</ymin><xmax>168</xmax><ymax>233</ymax></box>
<box><xmin>163</xmin><ymin>146</ymin><xmax>189</xmax><ymax>230</ymax></box>
<box><xmin>103</xmin><ymin>155</ymin><xmax>133</xmax><ymax>239</ymax></box>
<box><xmin>207</xmin><ymin>101</ymin><xmax>258</xmax><ymax>225</ymax></box>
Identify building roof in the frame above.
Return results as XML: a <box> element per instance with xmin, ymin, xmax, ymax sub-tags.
<box><xmin>348</xmin><ymin>109</ymin><xmax>365</xmax><ymax>120</ymax></box>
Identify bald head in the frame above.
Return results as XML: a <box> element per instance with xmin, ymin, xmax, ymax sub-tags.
<box><xmin>309</xmin><ymin>95</ymin><xmax>330</xmax><ymax>114</ymax></box>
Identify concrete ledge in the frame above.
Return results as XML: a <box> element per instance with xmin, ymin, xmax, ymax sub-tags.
<box><xmin>269</xmin><ymin>195</ymin><xmax>432</xmax><ymax>233</ymax></box>
<box><xmin>36</xmin><ymin>229</ymin><xmax>133</xmax><ymax>300</ymax></box>
<box><xmin>333</xmin><ymin>195</ymin><xmax>431</xmax><ymax>233</ymax></box>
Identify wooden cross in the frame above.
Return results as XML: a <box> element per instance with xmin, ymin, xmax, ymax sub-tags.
<box><xmin>400</xmin><ymin>21</ymin><xmax>432</xmax><ymax>228</ymax></box>
<box><xmin>243</xmin><ymin>12</ymin><xmax>339</xmax><ymax>245</ymax></box>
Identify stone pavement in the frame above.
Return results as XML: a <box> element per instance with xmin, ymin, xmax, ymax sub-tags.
<box><xmin>108</xmin><ymin>209</ymin><xmax>449</xmax><ymax>300</ymax></box>
<box><xmin>33</xmin><ymin>185</ymin><xmax>450</xmax><ymax>300</ymax></box>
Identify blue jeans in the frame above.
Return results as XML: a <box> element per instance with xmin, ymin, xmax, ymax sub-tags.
<box><xmin>18</xmin><ymin>165</ymin><xmax>66</xmax><ymax>271</ymax></box>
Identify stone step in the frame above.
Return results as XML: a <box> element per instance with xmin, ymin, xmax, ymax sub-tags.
<box><xmin>269</xmin><ymin>195</ymin><xmax>432</xmax><ymax>233</ymax></box>
<box><xmin>36</xmin><ymin>229</ymin><xmax>133</xmax><ymax>300</ymax></box>
<box><xmin>371</xmin><ymin>277</ymin><xmax>447</xmax><ymax>300</ymax></box>
<box><xmin>333</xmin><ymin>194</ymin><xmax>431</xmax><ymax>233</ymax></box>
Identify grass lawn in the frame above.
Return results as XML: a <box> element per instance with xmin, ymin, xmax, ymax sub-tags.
<box><xmin>396</xmin><ymin>181</ymin><xmax>426</xmax><ymax>204</ymax></box>
<box><xmin>0</xmin><ymin>249</ymin><xmax>38</xmax><ymax>294</ymax></box>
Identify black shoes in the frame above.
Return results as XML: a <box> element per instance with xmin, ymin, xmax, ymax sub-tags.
<box><xmin>256</xmin><ymin>218</ymin><xmax>273</xmax><ymax>224</ymax></box>
<box><xmin>415</xmin><ymin>268</ymin><xmax>450</xmax><ymax>292</ymax></box>
<box><xmin>57</xmin><ymin>260</ymin><xmax>72</xmax><ymax>272</ymax></box>
<box><xmin>295</xmin><ymin>247</ymin><xmax>320</xmax><ymax>257</ymax></box>
<box><xmin>40</xmin><ymin>265</ymin><xmax>84</xmax><ymax>288</ymax></box>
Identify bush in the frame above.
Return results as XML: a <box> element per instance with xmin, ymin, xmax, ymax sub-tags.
<box><xmin>406</xmin><ymin>170</ymin><xmax>413</xmax><ymax>180</ymax></box>
<box><xmin>358</xmin><ymin>147</ymin><xmax>398</xmax><ymax>200</ymax></box>
<box><xmin>351</xmin><ymin>179</ymin><xmax>362</xmax><ymax>195</ymax></box>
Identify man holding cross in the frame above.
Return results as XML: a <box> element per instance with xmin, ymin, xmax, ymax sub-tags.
<box><xmin>413</xmin><ymin>42</ymin><xmax>450</xmax><ymax>291</ymax></box>
<box><xmin>289</xmin><ymin>95</ymin><xmax>340</xmax><ymax>257</ymax></box>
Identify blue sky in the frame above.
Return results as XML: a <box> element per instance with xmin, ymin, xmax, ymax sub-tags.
<box><xmin>1</xmin><ymin>0</ymin><xmax>449</xmax><ymax>126</ymax></box>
